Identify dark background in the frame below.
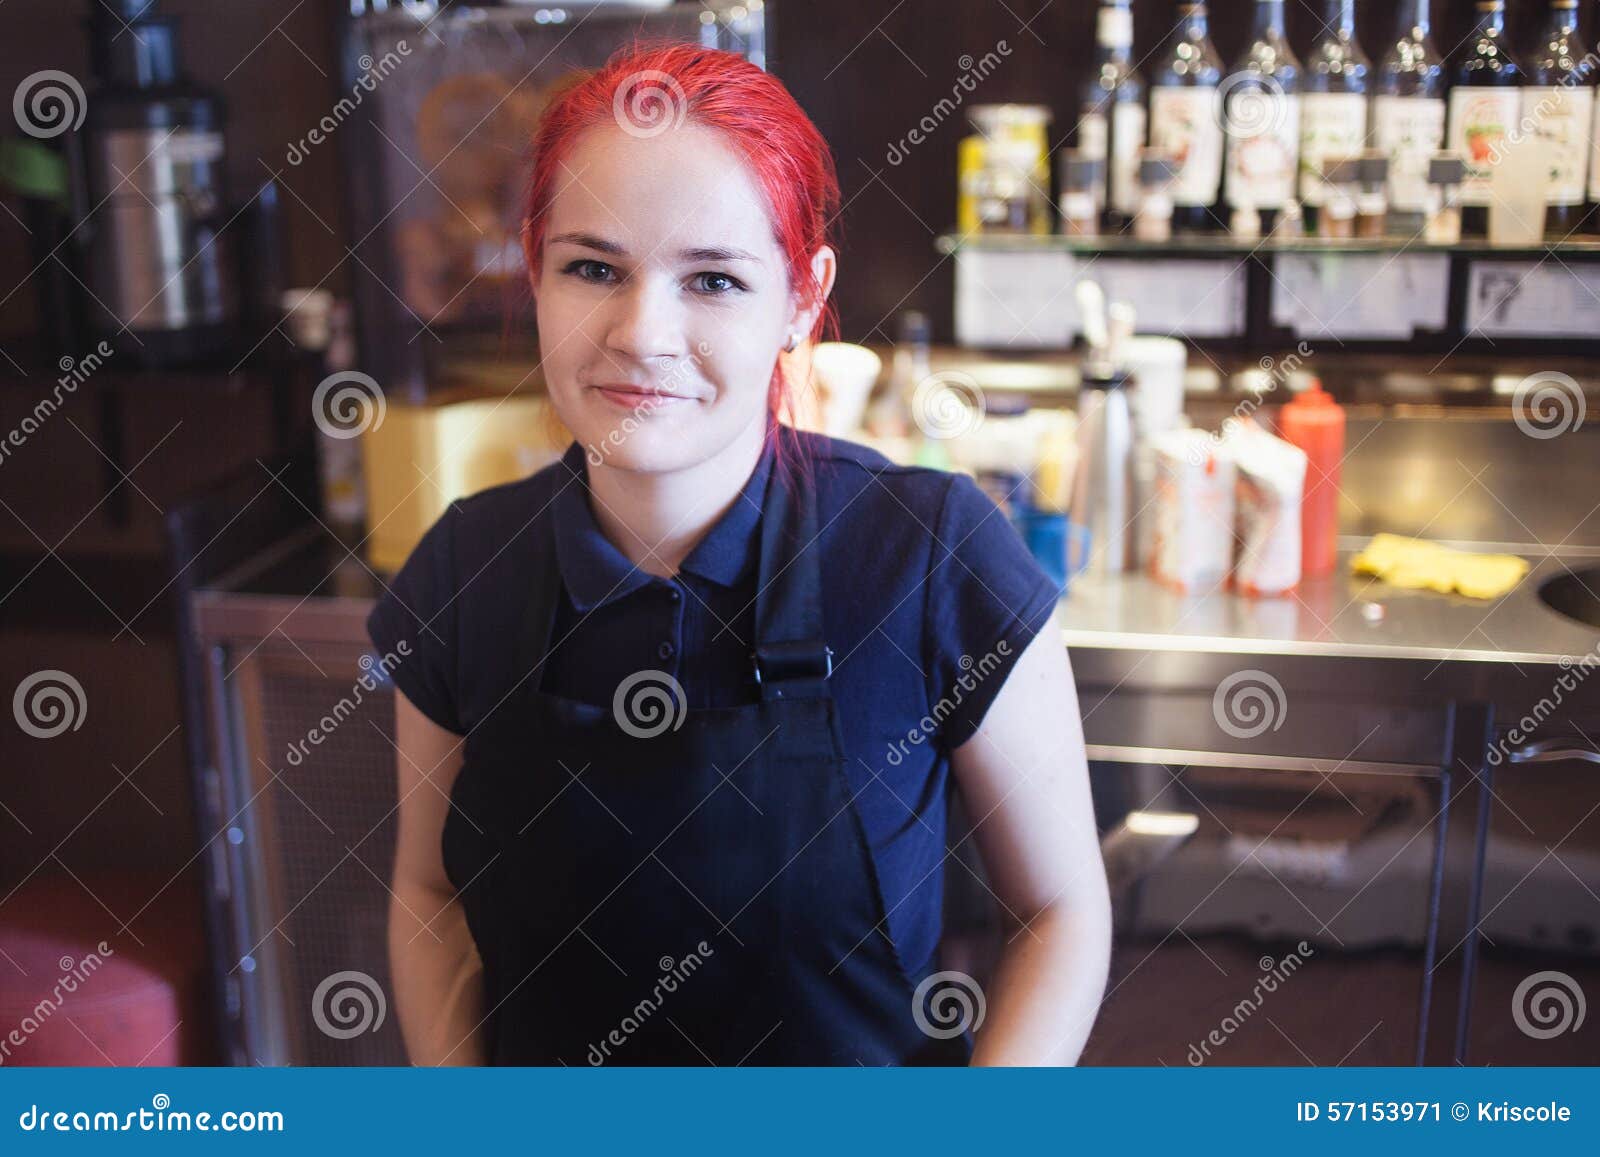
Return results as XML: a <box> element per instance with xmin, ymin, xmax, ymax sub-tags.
<box><xmin>0</xmin><ymin>0</ymin><xmax>1587</xmax><ymax>881</ymax></box>
<box><xmin>0</xmin><ymin>2</ymin><xmax>1582</xmax><ymax>352</ymax></box>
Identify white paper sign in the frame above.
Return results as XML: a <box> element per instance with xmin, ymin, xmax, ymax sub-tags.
<box><xmin>1095</xmin><ymin>258</ymin><xmax>1248</xmax><ymax>338</ymax></box>
<box><xmin>1270</xmin><ymin>253</ymin><xmax>1450</xmax><ymax>339</ymax></box>
<box><xmin>954</xmin><ymin>249</ymin><xmax>1248</xmax><ymax>345</ymax></box>
<box><xmin>1465</xmin><ymin>260</ymin><xmax>1600</xmax><ymax>338</ymax></box>
<box><xmin>954</xmin><ymin>247</ymin><xmax>1077</xmax><ymax>348</ymax></box>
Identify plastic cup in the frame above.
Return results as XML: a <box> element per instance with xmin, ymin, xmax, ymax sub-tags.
<box><xmin>1488</xmin><ymin>134</ymin><xmax>1551</xmax><ymax>247</ymax></box>
<box><xmin>810</xmin><ymin>343</ymin><xmax>883</xmax><ymax>437</ymax></box>
<box><xmin>1121</xmin><ymin>335</ymin><xmax>1187</xmax><ymax>437</ymax></box>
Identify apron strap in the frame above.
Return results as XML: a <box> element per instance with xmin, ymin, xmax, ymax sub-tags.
<box><xmin>750</xmin><ymin>439</ymin><xmax>832</xmax><ymax>702</ymax></box>
<box><xmin>520</xmin><ymin>436</ymin><xmax>834</xmax><ymax>705</ymax></box>
<box><xmin>511</xmin><ymin>459</ymin><xmax>572</xmax><ymax>692</ymax></box>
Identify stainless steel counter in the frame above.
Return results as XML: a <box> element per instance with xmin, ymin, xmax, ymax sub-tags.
<box><xmin>1058</xmin><ymin>546</ymin><xmax>1600</xmax><ymax>668</ymax></box>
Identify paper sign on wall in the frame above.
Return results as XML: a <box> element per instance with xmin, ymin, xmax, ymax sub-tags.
<box><xmin>1270</xmin><ymin>253</ymin><xmax>1449</xmax><ymax>339</ymax></box>
<box><xmin>1094</xmin><ymin>258</ymin><xmax>1248</xmax><ymax>339</ymax></box>
<box><xmin>1465</xmin><ymin>261</ymin><xmax>1600</xmax><ymax>338</ymax></box>
<box><xmin>954</xmin><ymin>248</ymin><xmax>1076</xmax><ymax>348</ymax></box>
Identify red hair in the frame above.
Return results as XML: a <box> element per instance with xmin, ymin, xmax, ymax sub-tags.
<box><xmin>521</xmin><ymin>41</ymin><xmax>841</xmax><ymax>487</ymax></box>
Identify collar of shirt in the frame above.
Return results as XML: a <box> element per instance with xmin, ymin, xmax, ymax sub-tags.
<box><xmin>551</xmin><ymin>437</ymin><xmax>774</xmax><ymax>614</ymax></box>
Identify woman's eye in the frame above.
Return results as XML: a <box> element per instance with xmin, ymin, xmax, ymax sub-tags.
<box><xmin>564</xmin><ymin>259</ymin><xmax>615</xmax><ymax>283</ymax></box>
<box><xmin>692</xmin><ymin>271</ymin><xmax>744</xmax><ymax>296</ymax></box>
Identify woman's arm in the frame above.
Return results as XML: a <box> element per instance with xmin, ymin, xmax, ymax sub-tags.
<box><xmin>949</xmin><ymin>610</ymin><xmax>1112</xmax><ymax>1065</ymax></box>
<box><xmin>387</xmin><ymin>688</ymin><xmax>487</xmax><ymax>1065</ymax></box>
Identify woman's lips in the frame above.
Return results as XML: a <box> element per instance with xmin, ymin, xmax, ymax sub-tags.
<box><xmin>592</xmin><ymin>385</ymin><xmax>695</xmax><ymax>410</ymax></box>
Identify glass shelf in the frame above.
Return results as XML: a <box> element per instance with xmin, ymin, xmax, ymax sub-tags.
<box><xmin>934</xmin><ymin>232</ymin><xmax>1600</xmax><ymax>259</ymax></box>
<box><xmin>354</xmin><ymin>1</ymin><xmax>762</xmax><ymax>32</ymax></box>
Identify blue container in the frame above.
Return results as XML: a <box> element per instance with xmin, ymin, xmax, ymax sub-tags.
<box><xmin>1011</xmin><ymin>508</ymin><xmax>1092</xmax><ymax>593</ymax></box>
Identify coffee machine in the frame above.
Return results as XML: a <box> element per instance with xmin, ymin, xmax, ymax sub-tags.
<box><xmin>69</xmin><ymin>0</ymin><xmax>237</xmax><ymax>365</ymax></box>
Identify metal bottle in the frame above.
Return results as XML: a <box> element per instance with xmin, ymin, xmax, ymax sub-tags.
<box><xmin>1070</xmin><ymin>286</ymin><xmax>1134</xmax><ymax>576</ymax></box>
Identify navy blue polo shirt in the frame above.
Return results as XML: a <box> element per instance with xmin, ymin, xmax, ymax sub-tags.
<box><xmin>366</xmin><ymin>429</ymin><xmax>1062</xmax><ymax>980</ymax></box>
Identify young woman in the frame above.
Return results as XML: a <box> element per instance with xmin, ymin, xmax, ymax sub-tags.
<box><xmin>371</xmin><ymin>42</ymin><xmax>1109</xmax><ymax>1067</ymax></box>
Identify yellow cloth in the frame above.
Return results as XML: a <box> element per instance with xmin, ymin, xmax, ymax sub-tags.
<box><xmin>1350</xmin><ymin>533</ymin><xmax>1529</xmax><ymax>600</ymax></box>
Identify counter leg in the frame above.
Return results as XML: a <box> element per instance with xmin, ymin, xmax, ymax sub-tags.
<box><xmin>1453</xmin><ymin>706</ymin><xmax>1496</xmax><ymax>1065</ymax></box>
<box><xmin>1414</xmin><ymin>760</ymin><xmax>1451</xmax><ymax>1066</ymax></box>
<box><xmin>1414</xmin><ymin>702</ymin><xmax>1495</xmax><ymax>1066</ymax></box>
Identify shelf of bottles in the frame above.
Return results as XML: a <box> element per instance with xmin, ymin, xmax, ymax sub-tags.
<box><xmin>937</xmin><ymin>234</ymin><xmax>1600</xmax><ymax>256</ymax></box>
<box><xmin>949</xmin><ymin>0</ymin><xmax>1600</xmax><ymax>352</ymax></box>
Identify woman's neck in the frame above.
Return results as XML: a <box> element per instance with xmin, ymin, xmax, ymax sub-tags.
<box><xmin>583</xmin><ymin>417</ymin><xmax>768</xmax><ymax>579</ymax></box>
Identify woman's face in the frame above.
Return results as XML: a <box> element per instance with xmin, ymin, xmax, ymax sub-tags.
<box><xmin>532</xmin><ymin>120</ymin><xmax>829</xmax><ymax>474</ymax></box>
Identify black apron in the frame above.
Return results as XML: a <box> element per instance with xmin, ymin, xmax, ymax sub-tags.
<box><xmin>441</xmin><ymin>448</ymin><xmax>973</xmax><ymax>1066</ymax></box>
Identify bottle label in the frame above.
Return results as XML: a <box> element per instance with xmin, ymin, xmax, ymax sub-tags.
<box><xmin>1097</xmin><ymin>6</ymin><xmax>1133</xmax><ymax>49</ymax></box>
<box><xmin>1224</xmin><ymin>90</ymin><xmax>1301</xmax><ymax>209</ymax></box>
<box><xmin>1079</xmin><ymin>110</ymin><xmax>1108</xmax><ymax>160</ymax></box>
<box><xmin>1060</xmin><ymin>190</ymin><xmax>1098</xmax><ymax>221</ymax></box>
<box><xmin>1592</xmin><ymin>89</ymin><xmax>1600</xmax><ymax>202</ymax></box>
<box><xmin>1447</xmin><ymin>87</ymin><xmax>1521</xmax><ymax>205</ymax></box>
<box><xmin>1150</xmin><ymin>87</ymin><xmax>1223</xmax><ymax>207</ymax></box>
<box><xmin>1521</xmin><ymin>85</ymin><xmax>1594</xmax><ymax>207</ymax></box>
<box><xmin>1374</xmin><ymin>94</ymin><xmax>1446</xmax><ymax>212</ymax></box>
<box><xmin>1299</xmin><ymin>92</ymin><xmax>1369</xmax><ymax>206</ymax></box>
<box><xmin>1110</xmin><ymin>102</ymin><xmax>1148</xmax><ymax>215</ymax></box>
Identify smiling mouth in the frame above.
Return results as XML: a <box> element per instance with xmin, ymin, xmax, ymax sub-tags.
<box><xmin>592</xmin><ymin>384</ymin><xmax>696</xmax><ymax>408</ymax></box>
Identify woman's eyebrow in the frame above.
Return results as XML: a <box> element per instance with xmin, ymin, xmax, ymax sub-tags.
<box><xmin>678</xmin><ymin>245</ymin><xmax>761</xmax><ymax>264</ymax></box>
<box><xmin>548</xmin><ymin>231</ymin><xmax>761</xmax><ymax>264</ymax></box>
<box><xmin>549</xmin><ymin>231</ymin><xmax>625</xmax><ymax>255</ymax></box>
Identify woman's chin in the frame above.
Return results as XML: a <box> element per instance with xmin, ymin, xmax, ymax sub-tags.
<box><xmin>570</xmin><ymin>411</ymin><xmax>706</xmax><ymax>474</ymax></box>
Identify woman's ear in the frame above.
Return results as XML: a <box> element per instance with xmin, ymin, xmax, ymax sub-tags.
<box><xmin>790</xmin><ymin>244</ymin><xmax>838</xmax><ymax>340</ymax></box>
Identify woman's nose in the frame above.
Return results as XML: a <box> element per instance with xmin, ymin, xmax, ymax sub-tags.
<box><xmin>601</xmin><ymin>277</ymin><xmax>686</xmax><ymax>365</ymax></box>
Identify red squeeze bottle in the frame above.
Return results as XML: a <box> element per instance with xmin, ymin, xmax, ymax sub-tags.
<box><xmin>1279</xmin><ymin>380</ymin><xmax>1345</xmax><ymax>578</ymax></box>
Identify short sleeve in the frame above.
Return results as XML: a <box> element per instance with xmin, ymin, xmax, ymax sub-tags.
<box><xmin>365</xmin><ymin>503</ymin><xmax>464</xmax><ymax>735</ymax></box>
<box><xmin>925</xmin><ymin>472</ymin><xmax>1063</xmax><ymax>752</ymax></box>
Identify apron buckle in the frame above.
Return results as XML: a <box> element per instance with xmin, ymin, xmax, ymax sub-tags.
<box><xmin>751</xmin><ymin>641</ymin><xmax>834</xmax><ymax>688</ymax></box>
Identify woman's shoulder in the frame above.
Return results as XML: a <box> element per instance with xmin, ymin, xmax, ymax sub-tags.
<box><xmin>447</xmin><ymin>451</ymin><xmax>571</xmax><ymax>534</ymax></box>
<box><xmin>794</xmin><ymin>430</ymin><xmax>960</xmax><ymax>528</ymax></box>
<box><xmin>798</xmin><ymin>431</ymin><xmax>1061</xmax><ymax>751</ymax></box>
<box><xmin>364</xmin><ymin>457</ymin><xmax>573</xmax><ymax>735</ymax></box>
<box><xmin>796</xmin><ymin>431</ymin><xmax>1031</xmax><ymax>570</ymax></box>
